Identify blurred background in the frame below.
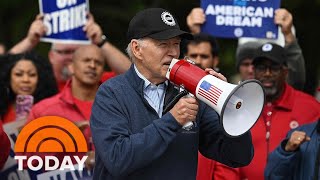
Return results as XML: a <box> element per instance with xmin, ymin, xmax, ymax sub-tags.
<box><xmin>0</xmin><ymin>0</ymin><xmax>319</xmax><ymax>96</ymax></box>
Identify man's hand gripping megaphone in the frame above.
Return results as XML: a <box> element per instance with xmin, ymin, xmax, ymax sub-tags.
<box><xmin>164</xmin><ymin>58</ymin><xmax>227</xmax><ymax>131</ymax></box>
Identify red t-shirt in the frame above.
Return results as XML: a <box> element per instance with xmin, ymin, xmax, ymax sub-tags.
<box><xmin>72</xmin><ymin>97</ymin><xmax>93</xmax><ymax>121</ymax></box>
<box><xmin>2</xmin><ymin>104</ymin><xmax>15</xmax><ymax>124</ymax></box>
<box><xmin>101</xmin><ymin>71</ymin><xmax>116</xmax><ymax>83</ymax></box>
<box><xmin>57</xmin><ymin>72</ymin><xmax>116</xmax><ymax>92</ymax></box>
<box><xmin>72</xmin><ymin>97</ymin><xmax>94</xmax><ymax>151</ymax></box>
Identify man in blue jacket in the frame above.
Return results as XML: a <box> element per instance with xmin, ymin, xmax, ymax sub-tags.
<box><xmin>90</xmin><ymin>8</ymin><xmax>254</xmax><ymax>180</ymax></box>
<box><xmin>265</xmin><ymin>118</ymin><xmax>320</xmax><ymax>179</ymax></box>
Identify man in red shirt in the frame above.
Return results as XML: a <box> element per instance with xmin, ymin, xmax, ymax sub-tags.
<box><xmin>25</xmin><ymin>44</ymin><xmax>105</xmax><ymax>170</ymax></box>
<box><xmin>205</xmin><ymin>42</ymin><xmax>320</xmax><ymax>180</ymax></box>
<box><xmin>27</xmin><ymin>44</ymin><xmax>104</xmax><ymax>140</ymax></box>
<box><xmin>224</xmin><ymin>43</ymin><xmax>320</xmax><ymax>179</ymax></box>
<box><xmin>186</xmin><ymin>8</ymin><xmax>313</xmax><ymax>180</ymax></box>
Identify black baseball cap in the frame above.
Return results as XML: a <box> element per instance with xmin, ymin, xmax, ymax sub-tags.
<box><xmin>253</xmin><ymin>43</ymin><xmax>287</xmax><ymax>65</ymax></box>
<box><xmin>127</xmin><ymin>8</ymin><xmax>193</xmax><ymax>42</ymax></box>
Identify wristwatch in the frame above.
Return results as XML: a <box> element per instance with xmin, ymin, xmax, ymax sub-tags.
<box><xmin>98</xmin><ymin>35</ymin><xmax>108</xmax><ymax>47</ymax></box>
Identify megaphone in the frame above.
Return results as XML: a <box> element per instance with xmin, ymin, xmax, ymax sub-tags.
<box><xmin>166</xmin><ymin>58</ymin><xmax>265</xmax><ymax>137</ymax></box>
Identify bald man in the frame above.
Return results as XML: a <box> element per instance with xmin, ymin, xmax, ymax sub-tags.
<box><xmin>25</xmin><ymin>45</ymin><xmax>105</xmax><ymax>171</ymax></box>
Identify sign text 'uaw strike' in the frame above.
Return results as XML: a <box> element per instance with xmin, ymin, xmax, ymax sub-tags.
<box><xmin>39</xmin><ymin>0</ymin><xmax>90</xmax><ymax>44</ymax></box>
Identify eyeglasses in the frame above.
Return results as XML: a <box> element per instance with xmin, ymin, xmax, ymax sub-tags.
<box><xmin>52</xmin><ymin>49</ymin><xmax>75</xmax><ymax>55</ymax></box>
<box><xmin>189</xmin><ymin>54</ymin><xmax>210</xmax><ymax>59</ymax></box>
<box><xmin>254</xmin><ymin>64</ymin><xmax>282</xmax><ymax>73</ymax></box>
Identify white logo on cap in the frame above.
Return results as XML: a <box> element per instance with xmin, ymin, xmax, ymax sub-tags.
<box><xmin>262</xmin><ymin>43</ymin><xmax>273</xmax><ymax>52</ymax></box>
<box><xmin>161</xmin><ymin>11</ymin><xmax>176</xmax><ymax>26</ymax></box>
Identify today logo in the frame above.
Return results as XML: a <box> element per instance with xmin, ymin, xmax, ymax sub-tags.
<box><xmin>14</xmin><ymin>116</ymin><xmax>88</xmax><ymax>171</ymax></box>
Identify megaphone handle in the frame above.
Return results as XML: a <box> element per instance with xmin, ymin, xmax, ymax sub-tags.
<box><xmin>163</xmin><ymin>90</ymin><xmax>189</xmax><ymax>114</ymax></box>
<box><xmin>162</xmin><ymin>89</ymin><xmax>195</xmax><ymax>130</ymax></box>
<box><xmin>181</xmin><ymin>93</ymin><xmax>195</xmax><ymax>130</ymax></box>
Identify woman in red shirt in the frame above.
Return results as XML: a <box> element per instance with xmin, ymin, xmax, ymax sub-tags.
<box><xmin>0</xmin><ymin>52</ymin><xmax>58</xmax><ymax>123</ymax></box>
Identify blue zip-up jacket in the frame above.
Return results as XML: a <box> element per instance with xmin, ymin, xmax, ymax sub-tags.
<box><xmin>90</xmin><ymin>65</ymin><xmax>254</xmax><ymax>180</ymax></box>
<box><xmin>265</xmin><ymin>120</ymin><xmax>320</xmax><ymax>180</ymax></box>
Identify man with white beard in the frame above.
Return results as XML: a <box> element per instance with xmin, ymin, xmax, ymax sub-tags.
<box><xmin>236</xmin><ymin>42</ymin><xmax>320</xmax><ymax>179</ymax></box>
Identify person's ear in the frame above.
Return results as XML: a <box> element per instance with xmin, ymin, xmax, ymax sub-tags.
<box><xmin>131</xmin><ymin>40</ymin><xmax>143</xmax><ymax>59</ymax></box>
<box><xmin>67</xmin><ymin>63</ymin><xmax>74</xmax><ymax>75</ymax></box>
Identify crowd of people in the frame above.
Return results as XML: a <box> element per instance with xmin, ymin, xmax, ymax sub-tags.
<box><xmin>0</xmin><ymin>4</ymin><xmax>320</xmax><ymax>180</ymax></box>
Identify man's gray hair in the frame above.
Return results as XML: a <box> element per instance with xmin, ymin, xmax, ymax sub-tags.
<box><xmin>126</xmin><ymin>38</ymin><xmax>146</xmax><ymax>61</ymax></box>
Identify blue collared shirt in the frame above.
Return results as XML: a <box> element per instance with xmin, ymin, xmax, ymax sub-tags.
<box><xmin>134</xmin><ymin>65</ymin><xmax>167</xmax><ymax>117</ymax></box>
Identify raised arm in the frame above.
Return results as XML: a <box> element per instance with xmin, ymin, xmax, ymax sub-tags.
<box><xmin>186</xmin><ymin>7</ymin><xmax>206</xmax><ymax>34</ymax></box>
<box><xmin>274</xmin><ymin>9</ymin><xmax>305</xmax><ymax>90</ymax></box>
<box><xmin>265</xmin><ymin>130</ymin><xmax>310</xmax><ymax>179</ymax></box>
<box><xmin>84</xmin><ymin>13</ymin><xmax>131</xmax><ymax>74</ymax></box>
<box><xmin>9</xmin><ymin>14</ymin><xmax>46</xmax><ymax>54</ymax></box>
